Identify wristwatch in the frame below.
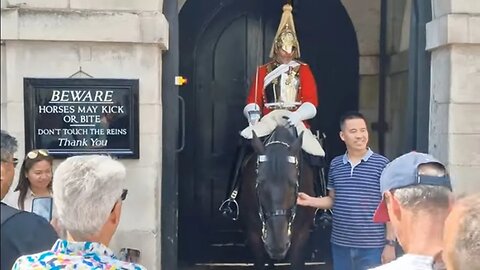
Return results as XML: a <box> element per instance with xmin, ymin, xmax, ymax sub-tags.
<box><xmin>385</xmin><ymin>239</ymin><xmax>397</xmax><ymax>247</ymax></box>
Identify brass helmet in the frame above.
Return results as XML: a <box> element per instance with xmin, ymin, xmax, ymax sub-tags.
<box><xmin>269</xmin><ymin>4</ymin><xmax>301</xmax><ymax>59</ymax></box>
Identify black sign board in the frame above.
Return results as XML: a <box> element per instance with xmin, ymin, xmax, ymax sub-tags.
<box><xmin>24</xmin><ymin>78</ymin><xmax>139</xmax><ymax>158</ymax></box>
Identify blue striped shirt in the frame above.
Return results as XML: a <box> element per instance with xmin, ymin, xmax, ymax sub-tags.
<box><xmin>327</xmin><ymin>149</ymin><xmax>389</xmax><ymax>248</ymax></box>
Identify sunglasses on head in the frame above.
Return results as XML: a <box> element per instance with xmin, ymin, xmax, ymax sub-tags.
<box><xmin>26</xmin><ymin>149</ymin><xmax>49</xmax><ymax>159</ymax></box>
<box><xmin>120</xmin><ymin>189</ymin><xmax>128</xmax><ymax>201</ymax></box>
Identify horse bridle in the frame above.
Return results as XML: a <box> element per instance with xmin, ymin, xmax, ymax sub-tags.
<box><xmin>256</xmin><ymin>140</ymin><xmax>300</xmax><ymax>241</ymax></box>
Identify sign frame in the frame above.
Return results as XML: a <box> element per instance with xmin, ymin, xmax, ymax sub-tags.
<box><xmin>24</xmin><ymin>78</ymin><xmax>140</xmax><ymax>159</ymax></box>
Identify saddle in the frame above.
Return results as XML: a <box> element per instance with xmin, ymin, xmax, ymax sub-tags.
<box><xmin>240</xmin><ymin>110</ymin><xmax>325</xmax><ymax>156</ymax></box>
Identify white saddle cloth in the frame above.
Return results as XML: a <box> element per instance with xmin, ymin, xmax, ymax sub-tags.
<box><xmin>240</xmin><ymin>110</ymin><xmax>325</xmax><ymax>156</ymax></box>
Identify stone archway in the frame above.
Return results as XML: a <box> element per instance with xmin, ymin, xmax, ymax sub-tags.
<box><xmin>177</xmin><ymin>0</ymin><xmax>359</xmax><ymax>266</ymax></box>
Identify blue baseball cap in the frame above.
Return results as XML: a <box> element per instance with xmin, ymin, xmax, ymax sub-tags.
<box><xmin>373</xmin><ymin>152</ymin><xmax>452</xmax><ymax>223</ymax></box>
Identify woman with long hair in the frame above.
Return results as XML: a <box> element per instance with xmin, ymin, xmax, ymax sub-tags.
<box><xmin>4</xmin><ymin>149</ymin><xmax>53</xmax><ymax>211</ymax></box>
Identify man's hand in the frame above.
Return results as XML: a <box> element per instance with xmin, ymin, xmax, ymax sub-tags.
<box><xmin>381</xmin><ymin>245</ymin><xmax>396</xmax><ymax>264</ymax></box>
<box><xmin>297</xmin><ymin>192</ymin><xmax>313</xmax><ymax>206</ymax></box>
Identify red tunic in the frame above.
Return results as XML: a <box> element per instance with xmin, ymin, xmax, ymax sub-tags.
<box><xmin>246</xmin><ymin>61</ymin><xmax>319</xmax><ymax>116</ymax></box>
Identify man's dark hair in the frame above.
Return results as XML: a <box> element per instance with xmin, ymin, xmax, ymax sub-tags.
<box><xmin>339</xmin><ymin>111</ymin><xmax>367</xmax><ymax>130</ymax></box>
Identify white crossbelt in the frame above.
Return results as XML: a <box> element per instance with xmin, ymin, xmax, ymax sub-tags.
<box><xmin>263</xmin><ymin>61</ymin><xmax>300</xmax><ymax>88</ymax></box>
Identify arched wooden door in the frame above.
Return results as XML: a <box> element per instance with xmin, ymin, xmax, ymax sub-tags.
<box><xmin>179</xmin><ymin>0</ymin><xmax>359</xmax><ymax>264</ymax></box>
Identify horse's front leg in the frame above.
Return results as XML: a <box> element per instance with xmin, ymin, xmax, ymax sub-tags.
<box><xmin>289</xmin><ymin>219</ymin><xmax>313</xmax><ymax>270</ymax></box>
<box><xmin>246</xmin><ymin>231</ymin><xmax>268</xmax><ymax>270</ymax></box>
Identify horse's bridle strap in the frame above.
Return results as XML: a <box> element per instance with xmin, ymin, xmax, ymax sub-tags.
<box><xmin>265</xmin><ymin>140</ymin><xmax>290</xmax><ymax>148</ymax></box>
<box><xmin>257</xmin><ymin>155</ymin><xmax>297</xmax><ymax>164</ymax></box>
<box><xmin>263</xmin><ymin>209</ymin><xmax>294</xmax><ymax>219</ymax></box>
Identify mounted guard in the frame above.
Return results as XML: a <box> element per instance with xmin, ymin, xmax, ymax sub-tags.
<box><xmin>220</xmin><ymin>4</ymin><xmax>325</xmax><ymax>220</ymax></box>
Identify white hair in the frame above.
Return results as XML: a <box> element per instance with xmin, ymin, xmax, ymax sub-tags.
<box><xmin>394</xmin><ymin>185</ymin><xmax>451</xmax><ymax>212</ymax></box>
<box><xmin>394</xmin><ymin>163</ymin><xmax>451</xmax><ymax>212</ymax></box>
<box><xmin>454</xmin><ymin>194</ymin><xmax>480</xmax><ymax>270</ymax></box>
<box><xmin>53</xmin><ymin>155</ymin><xmax>126</xmax><ymax>239</ymax></box>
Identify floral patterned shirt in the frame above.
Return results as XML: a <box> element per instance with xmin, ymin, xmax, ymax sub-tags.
<box><xmin>12</xmin><ymin>239</ymin><xmax>147</xmax><ymax>270</ymax></box>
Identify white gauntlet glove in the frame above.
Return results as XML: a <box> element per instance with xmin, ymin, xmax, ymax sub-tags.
<box><xmin>285</xmin><ymin>102</ymin><xmax>317</xmax><ymax>127</ymax></box>
<box><xmin>243</xmin><ymin>103</ymin><xmax>261</xmax><ymax>126</ymax></box>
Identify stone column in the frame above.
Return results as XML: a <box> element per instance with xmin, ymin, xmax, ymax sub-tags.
<box><xmin>427</xmin><ymin>0</ymin><xmax>480</xmax><ymax>194</ymax></box>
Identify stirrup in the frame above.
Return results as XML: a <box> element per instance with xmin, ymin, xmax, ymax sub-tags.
<box><xmin>219</xmin><ymin>198</ymin><xmax>239</xmax><ymax>221</ymax></box>
<box><xmin>314</xmin><ymin>208</ymin><xmax>332</xmax><ymax>229</ymax></box>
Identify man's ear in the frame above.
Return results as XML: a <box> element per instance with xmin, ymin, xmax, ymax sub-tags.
<box><xmin>109</xmin><ymin>202</ymin><xmax>122</xmax><ymax>225</ymax></box>
<box><xmin>386</xmin><ymin>192</ymin><xmax>402</xmax><ymax>222</ymax></box>
<box><xmin>447</xmin><ymin>195</ymin><xmax>456</xmax><ymax>213</ymax></box>
<box><xmin>339</xmin><ymin>131</ymin><xmax>345</xmax><ymax>142</ymax></box>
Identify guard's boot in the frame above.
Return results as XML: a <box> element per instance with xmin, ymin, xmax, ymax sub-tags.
<box><xmin>219</xmin><ymin>142</ymin><xmax>248</xmax><ymax>220</ymax></box>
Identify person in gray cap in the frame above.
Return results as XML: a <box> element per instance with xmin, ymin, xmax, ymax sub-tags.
<box><xmin>370</xmin><ymin>152</ymin><xmax>453</xmax><ymax>270</ymax></box>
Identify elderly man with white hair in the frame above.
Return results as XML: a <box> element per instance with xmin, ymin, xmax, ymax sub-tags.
<box><xmin>12</xmin><ymin>155</ymin><xmax>146</xmax><ymax>269</ymax></box>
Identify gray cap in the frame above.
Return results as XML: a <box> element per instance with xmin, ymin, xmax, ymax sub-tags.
<box><xmin>373</xmin><ymin>152</ymin><xmax>452</xmax><ymax>223</ymax></box>
<box><xmin>380</xmin><ymin>152</ymin><xmax>451</xmax><ymax>193</ymax></box>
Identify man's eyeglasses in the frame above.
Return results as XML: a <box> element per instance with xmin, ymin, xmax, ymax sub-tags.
<box><xmin>1</xmin><ymin>158</ymin><xmax>18</xmax><ymax>168</ymax></box>
<box><xmin>26</xmin><ymin>149</ymin><xmax>49</xmax><ymax>159</ymax></box>
<box><xmin>120</xmin><ymin>189</ymin><xmax>128</xmax><ymax>201</ymax></box>
<box><xmin>111</xmin><ymin>189</ymin><xmax>128</xmax><ymax>213</ymax></box>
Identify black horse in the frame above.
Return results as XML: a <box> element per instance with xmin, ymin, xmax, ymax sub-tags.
<box><xmin>238</xmin><ymin>126</ymin><xmax>316</xmax><ymax>269</ymax></box>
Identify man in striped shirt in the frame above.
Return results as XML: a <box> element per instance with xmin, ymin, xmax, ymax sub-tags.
<box><xmin>298</xmin><ymin>111</ymin><xmax>396</xmax><ymax>270</ymax></box>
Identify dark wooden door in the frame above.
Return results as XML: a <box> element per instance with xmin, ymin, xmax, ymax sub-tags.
<box><xmin>179</xmin><ymin>0</ymin><xmax>269</xmax><ymax>263</ymax></box>
<box><xmin>179</xmin><ymin>0</ymin><xmax>359</xmax><ymax>264</ymax></box>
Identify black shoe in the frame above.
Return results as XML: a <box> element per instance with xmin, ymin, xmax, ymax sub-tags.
<box><xmin>219</xmin><ymin>199</ymin><xmax>239</xmax><ymax>220</ymax></box>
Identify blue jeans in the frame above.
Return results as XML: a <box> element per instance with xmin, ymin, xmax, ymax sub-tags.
<box><xmin>331</xmin><ymin>243</ymin><xmax>383</xmax><ymax>270</ymax></box>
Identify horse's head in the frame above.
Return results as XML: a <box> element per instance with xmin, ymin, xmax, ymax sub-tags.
<box><xmin>251</xmin><ymin>127</ymin><xmax>303</xmax><ymax>260</ymax></box>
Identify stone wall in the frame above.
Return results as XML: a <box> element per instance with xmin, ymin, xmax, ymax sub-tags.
<box><xmin>342</xmin><ymin>0</ymin><xmax>413</xmax><ymax>158</ymax></box>
<box><xmin>427</xmin><ymin>0</ymin><xmax>480</xmax><ymax>194</ymax></box>
<box><xmin>0</xmin><ymin>1</ymin><xmax>168</xmax><ymax>269</ymax></box>
<box><xmin>341</xmin><ymin>0</ymin><xmax>382</xmax><ymax>151</ymax></box>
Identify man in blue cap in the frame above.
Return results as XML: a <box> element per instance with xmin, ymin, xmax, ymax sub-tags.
<box><xmin>370</xmin><ymin>152</ymin><xmax>453</xmax><ymax>270</ymax></box>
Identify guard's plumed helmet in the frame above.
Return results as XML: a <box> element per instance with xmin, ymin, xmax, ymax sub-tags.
<box><xmin>269</xmin><ymin>4</ymin><xmax>301</xmax><ymax>59</ymax></box>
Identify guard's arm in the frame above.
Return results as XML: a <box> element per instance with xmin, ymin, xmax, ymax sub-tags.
<box><xmin>286</xmin><ymin>102</ymin><xmax>317</xmax><ymax>126</ymax></box>
<box><xmin>246</xmin><ymin>67</ymin><xmax>265</xmax><ymax>110</ymax></box>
